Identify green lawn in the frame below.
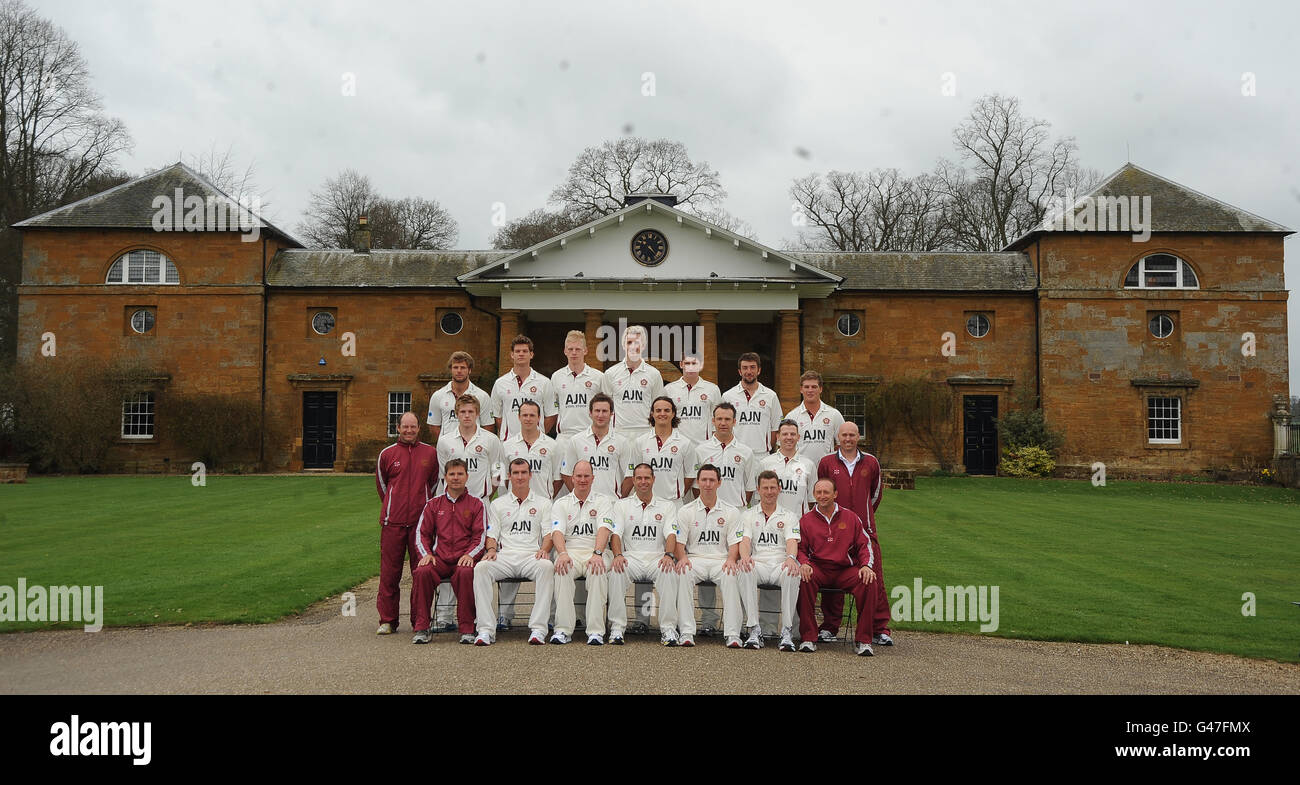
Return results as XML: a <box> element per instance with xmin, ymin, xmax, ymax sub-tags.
<box><xmin>1</xmin><ymin>475</ymin><xmax>1298</xmax><ymax>662</ymax></box>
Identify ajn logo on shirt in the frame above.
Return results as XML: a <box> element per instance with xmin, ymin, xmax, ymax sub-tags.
<box><xmin>588</xmin><ymin>454</ymin><xmax>613</xmax><ymax>471</ymax></box>
<box><xmin>679</xmin><ymin>404</ymin><xmax>704</xmax><ymax>419</ymax></box>
<box><xmin>572</xmin><ymin>521</ymin><xmax>596</xmax><ymax>537</ymax></box>
<box><xmin>717</xmin><ymin>464</ymin><xmax>738</xmax><ymax>481</ymax></box>
<box><xmin>649</xmin><ymin>456</ymin><xmax>675</xmax><ymax>471</ymax></box>
<box><xmin>736</xmin><ymin>410</ymin><xmax>762</xmax><ymax>424</ymax></box>
<box><xmin>621</xmin><ymin>389</ymin><xmax>644</xmax><ymax>403</ymax></box>
<box><xmin>802</xmin><ymin>426</ymin><xmax>829</xmax><ymax>443</ymax></box>
<box><xmin>508</xmin><ymin>520</ymin><xmax>534</xmax><ymax>534</ymax></box>
<box><xmin>779</xmin><ymin>477</ymin><xmax>800</xmax><ymax>494</ymax></box>
<box><xmin>756</xmin><ymin>531</ymin><xmax>781</xmax><ymax>546</ymax></box>
<box><xmin>564</xmin><ymin>392</ymin><xmax>588</xmax><ymax>408</ymax></box>
<box><xmin>697</xmin><ymin>529</ymin><xmax>722</xmax><ymax>545</ymax></box>
<box><xmin>630</xmin><ymin>524</ymin><xmax>658</xmax><ymax>540</ymax></box>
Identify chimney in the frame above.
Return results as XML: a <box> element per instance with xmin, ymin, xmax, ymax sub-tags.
<box><xmin>354</xmin><ymin>215</ymin><xmax>371</xmax><ymax>253</ymax></box>
<box><xmin>623</xmin><ymin>192</ymin><xmax>678</xmax><ymax>208</ymax></box>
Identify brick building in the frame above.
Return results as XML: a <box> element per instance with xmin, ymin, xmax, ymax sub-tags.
<box><xmin>13</xmin><ymin>162</ymin><xmax>1291</xmax><ymax>477</ymax></box>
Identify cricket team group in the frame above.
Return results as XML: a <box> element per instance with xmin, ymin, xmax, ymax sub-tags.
<box><xmin>374</xmin><ymin>326</ymin><xmax>892</xmax><ymax>656</ymax></box>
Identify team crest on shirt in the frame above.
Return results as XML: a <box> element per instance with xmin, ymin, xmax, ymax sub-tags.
<box><xmin>794</xmin><ymin>467</ymin><xmax>803</xmax><ymax>475</ymax></box>
<box><xmin>589</xmin><ymin>509</ymin><xmax>598</xmax><ymax>516</ymax></box>
<box><xmin>716</xmin><ymin>517</ymin><xmax>724</xmax><ymax>526</ymax></box>
<box><xmin>539</xmin><ymin>448</ymin><xmax>547</xmax><ymax>455</ymax></box>
<box><xmin>699</xmin><ymin>393</ymin><xmax>707</xmax><ymax>400</ymax></box>
<box><xmin>640</xmin><ymin>379</ymin><xmax>648</xmax><ymax>386</ymax></box>
<box><xmin>758</xmin><ymin>400</ymin><xmax>766</xmax><ymax>407</ymax></box>
<box><xmin>654</xmin><ymin>514</ymin><xmax>662</xmax><ymax>520</ymax></box>
<box><xmin>733</xmin><ymin>455</ymin><xmax>742</xmax><ymax>463</ymax></box>
<box><xmin>529</xmin><ymin>508</ymin><xmax>537</xmax><ymax>515</ymax></box>
<box><xmin>585</xmin><ymin>381</ymin><xmax>592</xmax><ymax>388</ymax></box>
<box><xmin>529</xmin><ymin>386</ymin><xmax>537</xmax><ymax>393</ymax></box>
<box><xmin>777</xmin><ymin>521</ymin><xmax>784</xmax><ymax>529</ymax></box>
<box><xmin>823</xmin><ymin>417</ymin><xmax>830</xmax><ymax>424</ymax></box>
<box><xmin>838</xmin><ymin>522</ymin><xmax>846</xmax><ymax>529</ymax></box>
<box><xmin>475</xmin><ymin>445</ymin><xmax>483</xmax><ymax>452</ymax></box>
<box><xmin>607</xmin><ymin>445</ymin><xmax>615</xmax><ymax>453</ymax></box>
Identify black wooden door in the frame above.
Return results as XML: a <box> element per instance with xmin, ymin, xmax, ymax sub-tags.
<box><xmin>303</xmin><ymin>391</ymin><xmax>338</xmax><ymax>469</ymax></box>
<box><xmin>962</xmin><ymin>395</ymin><xmax>998</xmax><ymax>475</ymax></box>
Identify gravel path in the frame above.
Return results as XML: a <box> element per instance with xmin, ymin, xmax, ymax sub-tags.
<box><xmin>2</xmin><ymin>576</ymin><xmax>1297</xmax><ymax>694</ymax></box>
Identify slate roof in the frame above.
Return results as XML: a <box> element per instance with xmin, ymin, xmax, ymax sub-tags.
<box><xmin>788</xmin><ymin>252</ymin><xmax>1035</xmax><ymax>291</ymax></box>
<box><xmin>267</xmin><ymin>249</ymin><xmax>510</xmax><ymax>288</ymax></box>
<box><xmin>12</xmin><ymin>162</ymin><xmax>299</xmax><ymax>244</ymax></box>
<box><xmin>1006</xmin><ymin>163</ymin><xmax>1292</xmax><ymax>249</ymax></box>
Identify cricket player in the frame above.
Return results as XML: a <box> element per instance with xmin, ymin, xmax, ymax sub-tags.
<box><xmin>411</xmin><ymin>459</ymin><xmax>486</xmax><ymax>645</ymax></box>
<box><xmin>796</xmin><ymin>478</ymin><xmax>879</xmax><ymax>656</ymax></box>
<box><xmin>491</xmin><ymin>335</ymin><xmax>558</xmax><ymax>443</ymax></box>
<box><xmin>550</xmin><ymin>330</ymin><xmax>604</xmax><ymax>446</ymax></box>
<box><xmin>374</xmin><ymin>412</ymin><xmax>439</xmax><ymax>635</ymax></box>
<box><xmin>562</xmin><ymin>393</ymin><xmax>631</xmax><ymax>498</ymax></box>
<box><xmin>497</xmin><ymin>399</ymin><xmax>562</xmax><ymax>626</ymax></box>
<box><xmin>433</xmin><ymin>394</ymin><xmax>504</xmax><ymax>629</ymax></box>
<box><xmin>546</xmin><ymin>460</ymin><xmax>618</xmax><ymax>645</ymax></box>
<box><xmin>669</xmin><ymin>464</ymin><xmax>757</xmax><ymax>648</ymax></box>
<box><xmin>426</xmin><ymin>351</ymin><xmax>494</xmax><ymax>440</ymax></box>
<box><xmin>784</xmin><ymin>370</ymin><xmax>845</xmax><ymax>465</ymax></box>
<box><xmin>472</xmin><ymin>459</ymin><xmax>556</xmax><ymax>646</ymax></box>
<box><xmin>722</xmin><ymin>352</ymin><xmax>782</xmax><ymax>455</ymax></box>
<box><xmin>630</xmin><ymin>396</ymin><xmax>696</xmax><ymax>504</ymax></box>
<box><xmin>816</xmin><ymin>421</ymin><xmax>892</xmax><ymax>647</ymax></box>
<box><xmin>742</xmin><ymin>471</ymin><xmax>803</xmax><ymax>651</ymax></box>
<box><xmin>608</xmin><ymin>463</ymin><xmax>681</xmax><ymax>645</ymax></box>
<box><xmin>760</xmin><ymin>420</ymin><xmax>817</xmax><ymax>516</ymax></box>
<box><xmin>600</xmin><ymin>324</ymin><xmax>663</xmax><ymax>440</ymax></box>
<box><xmin>692</xmin><ymin>402</ymin><xmax>757</xmax><ymax>509</ymax></box>
<box><xmin>664</xmin><ymin>354</ymin><xmax>721</xmax><ymax>444</ymax></box>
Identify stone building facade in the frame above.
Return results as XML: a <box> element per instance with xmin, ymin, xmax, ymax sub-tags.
<box><xmin>13</xmin><ymin>162</ymin><xmax>1292</xmax><ymax>477</ymax></box>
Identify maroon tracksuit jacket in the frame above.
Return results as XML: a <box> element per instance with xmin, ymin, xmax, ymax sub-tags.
<box><xmin>817</xmin><ymin>450</ymin><xmax>890</xmax><ymax>635</ymax></box>
<box><xmin>374</xmin><ymin>440</ymin><xmax>439</xmax><ymax>629</ymax></box>
<box><xmin>796</xmin><ymin>503</ymin><xmax>879</xmax><ymax>644</ymax></box>
<box><xmin>411</xmin><ymin>490</ymin><xmax>487</xmax><ymax>633</ymax></box>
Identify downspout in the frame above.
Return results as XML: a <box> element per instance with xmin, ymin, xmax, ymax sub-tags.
<box><xmin>260</xmin><ymin>236</ymin><xmax>268</xmax><ymax>470</ymax></box>
<box><xmin>469</xmin><ymin>292</ymin><xmax>501</xmax><ymax>386</ymax></box>
<box><xmin>1034</xmin><ymin>237</ymin><xmax>1042</xmax><ymax>405</ymax></box>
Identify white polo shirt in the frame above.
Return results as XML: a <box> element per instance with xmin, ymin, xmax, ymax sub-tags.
<box><xmin>674</xmin><ymin>497</ymin><xmax>745</xmax><ymax>559</ymax></box>
<box><xmin>501</xmin><ymin>432</ymin><xmax>562</xmax><ymax>500</ymax></box>
<box><xmin>601</xmin><ymin>359</ymin><xmax>664</xmax><ymax>437</ymax></box>
<box><xmin>490</xmin><ymin>368</ymin><xmax>558</xmax><ymax>443</ymax></box>
<box><xmin>785</xmin><ymin>401</ymin><xmax>846</xmax><ymax>465</ymax></box>
<box><xmin>611</xmin><ymin>495</ymin><xmax>676</xmax><ymax>556</ymax></box>
<box><xmin>550</xmin><ymin>364</ymin><xmax>604</xmax><ymax>438</ymax></box>
<box><xmin>550</xmin><ymin>491</ymin><xmax>617</xmax><ymax>554</ymax></box>
<box><xmin>664</xmin><ymin>376</ymin><xmax>722</xmax><ymax>444</ymax></box>
<box><xmin>435</xmin><ymin>426</ymin><xmax>503</xmax><ymax>500</ymax></box>
<box><xmin>633</xmin><ymin>429</ymin><xmax>697</xmax><ymax>503</ymax></box>
<box><xmin>426</xmin><ymin>380</ymin><xmax>493</xmax><ymax>434</ymax></box>
<box><xmin>740</xmin><ymin>504</ymin><xmax>801</xmax><ymax>561</ymax></box>
<box><xmin>691</xmin><ymin>435</ymin><xmax>757</xmax><ymax>509</ymax></box>
<box><xmin>487</xmin><ymin>491</ymin><xmax>552</xmax><ymax>553</ymax></box>
<box><xmin>758</xmin><ymin>450</ymin><xmax>818</xmax><ymax>515</ymax></box>
<box><xmin>562</xmin><ymin>427</ymin><xmax>632</xmax><ymax>499</ymax></box>
<box><xmin>723</xmin><ymin>382</ymin><xmax>782</xmax><ymax>454</ymax></box>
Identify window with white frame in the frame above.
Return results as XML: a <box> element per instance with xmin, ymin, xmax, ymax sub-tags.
<box><xmin>388</xmin><ymin>392</ymin><xmax>412</xmax><ymax>437</ymax></box>
<box><xmin>106</xmin><ymin>250</ymin><xmax>179</xmax><ymax>285</ymax></box>
<box><xmin>122</xmin><ymin>392</ymin><xmax>155</xmax><ymax>438</ymax></box>
<box><xmin>1147</xmin><ymin>396</ymin><xmax>1181</xmax><ymax>444</ymax></box>
<box><xmin>1124</xmin><ymin>253</ymin><xmax>1199</xmax><ymax>289</ymax></box>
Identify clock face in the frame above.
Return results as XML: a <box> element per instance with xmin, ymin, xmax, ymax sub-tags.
<box><xmin>630</xmin><ymin>229</ymin><xmax>668</xmax><ymax>266</ymax></box>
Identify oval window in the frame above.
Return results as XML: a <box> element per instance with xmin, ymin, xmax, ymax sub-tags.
<box><xmin>1149</xmin><ymin>314</ymin><xmax>1174</xmax><ymax>339</ymax></box>
<box><xmin>130</xmin><ymin>309</ymin><xmax>155</xmax><ymax>334</ymax></box>
<box><xmin>312</xmin><ymin>311</ymin><xmax>336</xmax><ymax>335</ymax></box>
<box><xmin>440</xmin><ymin>312</ymin><xmax>464</xmax><ymax>336</ymax></box>
<box><xmin>966</xmin><ymin>313</ymin><xmax>990</xmax><ymax>338</ymax></box>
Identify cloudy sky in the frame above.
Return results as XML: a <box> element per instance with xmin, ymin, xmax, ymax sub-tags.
<box><xmin>34</xmin><ymin>0</ymin><xmax>1300</xmax><ymax>393</ymax></box>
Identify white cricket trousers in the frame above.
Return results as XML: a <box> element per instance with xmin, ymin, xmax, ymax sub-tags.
<box><xmin>607</xmin><ymin>553</ymin><xmax>679</xmax><ymax>636</ymax></box>
<box><xmin>473</xmin><ymin>550</ymin><xmax>556</xmax><ymax>638</ymax></box>
<box><xmin>554</xmin><ymin>550</ymin><xmax>612</xmax><ymax>637</ymax></box>
<box><xmin>677</xmin><ymin>557</ymin><xmax>754</xmax><ymax>638</ymax></box>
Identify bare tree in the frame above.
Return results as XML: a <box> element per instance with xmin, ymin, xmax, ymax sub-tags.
<box><xmin>186</xmin><ymin>142</ymin><xmax>261</xmax><ymax>208</ymax></box>
<box><xmin>938</xmin><ymin>94</ymin><xmax>1098</xmax><ymax>250</ymax></box>
<box><xmin>550</xmin><ymin>137</ymin><xmax>726</xmax><ymax>218</ymax></box>
<box><xmin>790</xmin><ymin>168</ymin><xmax>950</xmax><ymax>252</ymax></box>
<box><xmin>691</xmin><ymin>206</ymin><xmax>757</xmax><ymax>241</ymax></box>
<box><xmin>370</xmin><ymin>196</ymin><xmax>457</xmax><ymax>250</ymax></box>
<box><xmin>490</xmin><ymin>207</ymin><xmax>588</xmax><ymax>249</ymax></box>
<box><xmin>296</xmin><ymin>169</ymin><xmax>381</xmax><ymax>248</ymax></box>
<box><xmin>0</xmin><ymin>0</ymin><xmax>132</xmax><ymax>360</ymax></box>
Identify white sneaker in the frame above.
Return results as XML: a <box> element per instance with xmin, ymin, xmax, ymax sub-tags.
<box><xmin>679</xmin><ymin>634</ymin><xmax>695</xmax><ymax>647</ymax></box>
<box><xmin>587</xmin><ymin>632</ymin><xmax>605</xmax><ymax>646</ymax></box>
<box><xmin>458</xmin><ymin>633</ymin><xmax>475</xmax><ymax>644</ymax></box>
<box><xmin>474</xmin><ymin>632</ymin><xmax>493</xmax><ymax>646</ymax></box>
<box><xmin>779</xmin><ymin>632</ymin><xmax>796</xmax><ymax>652</ymax></box>
<box><xmin>528</xmin><ymin>630</ymin><xmax>547</xmax><ymax>645</ymax></box>
<box><xmin>609</xmin><ymin>632</ymin><xmax>625</xmax><ymax>645</ymax></box>
<box><xmin>550</xmin><ymin>631</ymin><xmax>571</xmax><ymax>645</ymax></box>
<box><xmin>798</xmin><ymin>640</ymin><xmax>816</xmax><ymax>653</ymax></box>
<box><xmin>725</xmin><ymin>635</ymin><xmax>743</xmax><ymax>648</ymax></box>
<box><xmin>376</xmin><ymin>623</ymin><xmax>394</xmax><ymax>635</ymax></box>
<box><xmin>744</xmin><ymin>627</ymin><xmax>763</xmax><ymax>649</ymax></box>
<box><xmin>661</xmin><ymin>629</ymin><xmax>679</xmax><ymax>646</ymax></box>
<box><xmin>411</xmin><ymin>630</ymin><xmax>432</xmax><ymax>644</ymax></box>
<box><xmin>855</xmin><ymin>641</ymin><xmax>875</xmax><ymax>657</ymax></box>
<box><xmin>818</xmin><ymin>629</ymin><xmax>838</xmax><ymax>643</ymax></box>
<box><xmin>873</xmin><ymin>632</ymin><xmax>895</xmax><ymax>646</ymax></box>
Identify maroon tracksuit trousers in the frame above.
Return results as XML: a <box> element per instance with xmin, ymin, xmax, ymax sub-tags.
<box><xmin>378</xmin><ymin>524</ymin><xmax>421</xmax><ymax>629</ymax></box>
<box><xmin>822</xmin><ymin>540</ymin><xmax>891</xmax><ymax>637</ymax></box>
<box><xmin>800</xmin><ymin>563</ymin><xmax>879</xmax><ymax>645</ymax></box>
<box><xmin>411</xmin><ymin>559</ymin><xmax>476</xmax><ymax>634</ymax></box>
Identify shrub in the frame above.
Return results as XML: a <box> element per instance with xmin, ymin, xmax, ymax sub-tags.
<box><xmin>999</xmin><ymin>445</ymin><xmax>1056</xmax><ymax>478</ymax></box>
<box><xmin>995</xmin><ymin>389</ymin><xmax>1065</xmax><ymax>453</ymax></box>
<box><xmin>167</xmin><ymin>393</ymin><xmax>261</xmax><ymax>470</ymax></box>
<box><xmin>889</xmin><ymin>377</ymin><xmax>956</xmax><ymax>472</ymax></box>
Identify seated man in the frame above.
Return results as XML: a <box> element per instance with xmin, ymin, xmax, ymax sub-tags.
<box><xmin>546</xmin><ymin>460</ymin><xmax>617</xmax><ymax>645</ymax></box>
<box><xmin>608</xmin><ymin>463</ymin><xmax>681</xmax><ymax>646</ymax></box>
<box><xmin>669</xmin><ymin>464</ymin><xmax>755</xmax><ymax>648</ymax></box>
<box><xmin>740</xmin><ymin>471</ymin><xmax>803</xmax><ymax>652</ymax></box>
<box><xmin>473</xmin><ymin>459</ymin><xmax>556</xmax><ymax>646</ymax></box>
<box><xmin>796</xmin><ymin>478</ymin><xmax>879</xmax><ymax>656</ymax></box>
<box><xmin>411</xmin><ymin>459</ymin><xmax>486</xmax><ymax>645</ymax></box>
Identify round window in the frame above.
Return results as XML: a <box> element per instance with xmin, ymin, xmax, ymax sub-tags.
<box><xmin>440</xmin><ymin>312</ymin><xmax>464</xmax><ymax>336</ymax></box>
<box><xmin>130</xmin><ymin>309</ymin><xmax>155</xmax><ymax>334</ymax></box>
<box><xmin>1149</xmin><ymin>314</ymin><xmax>1174</xmax><ymax>339</ymax></box>
<box><xmin>837</xmin><ymin>313</ymin><xmax>861</xmax><ymax>337</ymax></box>
<box><xmin>312</xmin><ymin>311</ymin><xmax>336</xmax><ymax>335</ymax></box>
<box><xmin>966</xmin><ymin>313</ymin><xmax>990</xmax><ymax>338</ymax></box>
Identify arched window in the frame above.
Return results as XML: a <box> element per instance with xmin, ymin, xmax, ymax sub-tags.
<box><xmin>106</xmin><ymin>249</ymin><xmax>180</xmax><ymax>285</ymax></box>
<box><xmin>1123</xmin><ymin>253</ymin><xmax>1198</xmax><ymax>289</ymax></box>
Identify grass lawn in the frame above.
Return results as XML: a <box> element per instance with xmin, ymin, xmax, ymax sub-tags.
<box><xmin>1</xmin><ymin>474</ymin><xmax>1298</xmax><ymax>662</ymax></box>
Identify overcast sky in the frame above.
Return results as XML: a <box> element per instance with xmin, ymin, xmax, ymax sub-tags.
<box><xmin>34</xmin><ymin>0</ymin><xmax>1300</xmax><ymax>394</ymax></box>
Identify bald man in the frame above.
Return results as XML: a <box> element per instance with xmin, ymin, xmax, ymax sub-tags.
<box><xmin>374</xmin><ymin>412</ymin><xmax>439</xmax><ymax>635</ymax></box>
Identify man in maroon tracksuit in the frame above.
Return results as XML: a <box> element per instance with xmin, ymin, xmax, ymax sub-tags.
<box><xmin>410</xmin><ymin>459</ymin><xmax>486</xmax><ymax>644</ymax></box>
<box><xmin>796</xmin><ymin>478</ymin><xmax>879</xmax><ymax>656</ymax></box>
<box><xmin>375</xmin><ymin>412</ymin><xmax>439</xmax><ymax>635</ymax></box>
<box><xmin>816</xmin><ymin>421</ymin><xmax>893</xmax><ymax>646</ymax></box>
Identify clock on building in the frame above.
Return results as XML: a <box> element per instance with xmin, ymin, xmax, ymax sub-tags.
<box><xmin>630</xmin><ymin>229</ymin><xmax>668</xmax><ymax>266</ymax></box>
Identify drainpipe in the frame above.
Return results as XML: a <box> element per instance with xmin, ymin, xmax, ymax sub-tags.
<box><xmin>469</xmin><ymin>292</ymin><xmax>501</xmax><ymax>386</ymax></box>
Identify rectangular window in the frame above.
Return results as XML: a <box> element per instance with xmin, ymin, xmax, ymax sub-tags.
<box><xmin>388</xmin><ymin>392</ymin><xmax>412</xmax><ymax>437</ymax></box>
<box><xmin>835</xmin><ymin>392</ymin><xmax>867</xmax><ymax>436</ymax></box>
<box><xmin>122</xmin><ymin>392</ymin><xmax>155</xmax><ymax>438</ymax></box>
<box><xmin>1147</xmin><ymin>396</ymin><xmax>1181</xmax><ymax>443</ymax></box>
